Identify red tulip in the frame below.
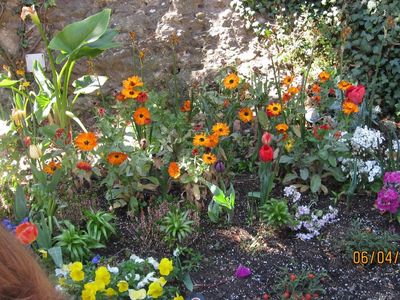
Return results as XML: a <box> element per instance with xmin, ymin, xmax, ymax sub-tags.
<box><xmin>307</xmin><ymin>273</ymin><xmax>315</xmax><ymax>279</ymax></box>
<box><xmin>305</xmin><ymin>293</ymin><xmax>312</xmax><ymax>300</ymax></box>
<box><xmin>261</xmin><ymin>132</ymin><xmax>272</xmax><ymax>145</ymax></box>
<box><xmin>345</xmin><ymin>84</ymin><xmax>365</xmax><ymax>105</ymax></box>
<box><xmin>259</xmin><ymin>145</ymin><xmax>274</xmax><ymax>162</ymax></box>
<box><xmin>262</xmin><ymin>293</ymin><xmax>270</xmax><ymax>300</ymax></box>
<box><xmin>15</xmin><ymin>222</ymin><xmax>38</xmax><ymax>245</ymax></box>
<box><xmin>290</xmin><ymin>273</ymin><xmax>297</xmax><ymax>281</ymax></box>
<box><xmin>283</xmin><ymin>291</ymin><xmax>291</xmax><ymax>299</ymax></box>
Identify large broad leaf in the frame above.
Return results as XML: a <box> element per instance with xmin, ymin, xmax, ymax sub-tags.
<box><xmin>182</xmin><ymin>273</ymin><xmax>194</xmax><ymax>292</ymax></box>
<box><xmin>35</xmin><ymin>214</ymin><xmax>52</xmax><ymax>249</ymax></box>
<box><xmin>72</xmin><ymin>75</ymin><xmax>108</xmax><ymax>94</ymax></box>
<box><xmin>33</xmin><ymin>93</ymin><xmax>55</xmax><ymax>123</ymax></box>
<box><xmin>48</xmin><ymin>9</ymin><xmax>118</xmax><ymax>61</ymax></box>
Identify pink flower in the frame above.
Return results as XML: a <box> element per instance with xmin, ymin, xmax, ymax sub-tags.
<box><xmin>235</xmin><ymin>264</ymin><xmax>251</xmax><ymax>278</ymax></box>
<box><xmin>262</xmin><ymin>132</ymin><xmax>272</xmax><ymax>145</ymax></box>
<box><xmin>345</xmin><ymin>84</ymin><xmax>365</xmax><ymax>105</ymax></box>
<box><xmin>375</xmin><ymin>187</ymin><xmax>399</xmax><ymax>214</ymax></box>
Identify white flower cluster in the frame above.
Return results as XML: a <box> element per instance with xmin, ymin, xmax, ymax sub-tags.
<box><xmin>340</xmin><ymin>158</ymin><xmax>382</xmax><ymax>182</ymax></box>
<box><xmin>386</xmin><ymin>139</ymin><xmax>400</xmax><ymax>154</ymax></box>
<box><xmin>350</xmin><ymin>126</ymin><xmax>384</xmax><ymax>153</ymax></box>
<box><xmin>293</xmin><ymin>206</ymin><xmax>339</xmax><ymax>241</ymax></box>
<box><xmin>284</xmin><ymin>185</ymin><xmax>301</xmax><ymax>203</ymax></box>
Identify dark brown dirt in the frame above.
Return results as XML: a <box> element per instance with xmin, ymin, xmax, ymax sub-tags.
<box><xmin>63</xmin><ymin>174</ymin><xmax>400</xmax><ymax>300</ymax></box>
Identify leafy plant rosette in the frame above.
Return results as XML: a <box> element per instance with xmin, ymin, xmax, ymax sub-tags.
<box><xmin>57</xmin><ymin>255</ymin><xmax>183</xmax><ymax>299</ymax></box>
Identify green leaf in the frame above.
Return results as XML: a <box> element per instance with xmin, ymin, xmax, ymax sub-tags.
<box><xmin>318</xmin><ymin>149</ymin><xmax>329</xmax><ymax>160</ymax></box>
<box><xmin>310</xmin><ymin>174</ymin><xmax>321</xmax><ymax>193</ymax></box>
<box><xmin>48</xmin><ymin>9</ymin><xmax>118</xmax><ymax>61</ymax></box>
<box><xmin>14</xmin><ymin>185</ymin><xmax>29</xmax><ymax>222</ymax></box>
<box><xmin>279</xmin><ymin>155</ymin><xmax>294</xmax><ymax>164</ymax></box>
<box><xmin>36</xmin><ymin>215</ymin><xmax>52</xmax><ymax>249</ymax></box>
<box><xmin>182</xmin><ymin>273</ymin><xmax>194</xmax><ymax>291</ymax></box>
<box><xmin>33</xmin><ymin>60</ymin><xmax>53</xmax><ymax>97</ymax></box>
<box><xmin>283</xmin><ymin>173</ymin><xmax>298</xmax><ymax>184</ymax></box>
<box><xmin>300</xmin><ymin>168</ymin><xmax>309</xmax><ymax>181</ymax></box>
<box><xmin>0</xmin><ymin>77</ymin><xmax>19</xmax><ymax>87</ymax></box>
<box><xmin>72</xmin><ymin>75</ymin><xmax>108</xmax><ymax>94</ymax></box>
<box><xmin>48</xmin><ymin>246</ymin><xmax>63</xmax><ymax>268</ymax></box>
<box><xmin>328</xmin><ymin>155</ymin><xmax>337</xmax><ymax>167</ymax></box>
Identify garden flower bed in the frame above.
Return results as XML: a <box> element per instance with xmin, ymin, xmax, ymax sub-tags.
<box><xmin>0</xmin><ymin>1</ymin><xmax>400</xmax><ymax>300</ymax></box>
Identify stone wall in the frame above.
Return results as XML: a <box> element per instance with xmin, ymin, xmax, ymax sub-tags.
<box><xmin>0</xmin><ymin>0</ymin><xmax>270</xmax><ymax>94</ymax></box>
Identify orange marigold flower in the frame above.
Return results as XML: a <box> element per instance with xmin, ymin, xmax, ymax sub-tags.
<box><xmin>76</xmin><ymin>161</ymin><xmax>92</xmax><ymax>172</ymax></box>
<box><xmin>275</xmin><ymin>123</ymin><xmax>289</xmax><ymax>133</ymax></box>
<box><xmin>122</xmin><ymin>88</ymin><xmax>140</xmax><ymax>99</ymax></box>
<box><xmin>342</xmin><ymin>101</ymin><xmax>359</xmax><ymax>115</ymax></box>
<box><xmin>238</xmin><ymin>107</ymin><xmax>253</xmax><ymax>123</ymax></box>
<box><xmin>205</xmin><ymin>133</ymin><xmax>219</xmax><ymax>148</ymax></box>
<box><xmin>337</xmin><ymin>80</ymin><xmax>352</xmax><ymax>91</ymax></box>
<box><xmin>223</xmin><ymin>73</ymin><xmax>240</xmax><ymax>90</ymax></box>
<box><xmin>16</xmin><ymin>69</ymin><xmax>25</xmax><ymax>77</ymax></box>
<box><xmin>193</xmin><ymin>133</ymin><xmax>208</xmax><ymax>147</ymax></box>
<box><xmin>311</xmin><ymin>83</ymin><xmax>321</xmax><ymax>94</ymax></box>
<box><xmin>212</xmin><ymin>123</ymin><xmax>230</xmax><ymax>137</ymax></box>
<box><xmin>288</xmin><ymin>86</ymin><xmax>300</xmax><ymax>95</ymax></box>
<box><xmin>122</xmin><ymin>76</ymin><xmax>144</xmax><ymax>90</ymax></box>
<box><xmin>43</xmin><ymin>161</ymin><xmax>61</xmax><ymax>174</ymax></box>
<box><xmin>266</xmin><ymin>102</ymin><xmax>282</xmax><ymax>117</ymax></box>
<box><xmin>107</xmin><ymin>152</ymin><xmax>128</xmax><ymax>166</ymax></box>
<box><xmin>282</xmin><ymin>92</ymin><xmax>292</xmax><ymax>102</ymax></box>
<box><xmin>133</xmin><ymin>107</ymin><xmax>151</xmax><ymax>125</ymax></box>
<box><xmin>318</xmin><ymin>71</ymin><xmax>330</xmax><ymax>83</ymax></box>
<box><xmin>202</xmin><ymin>153</ymin><xmax>217</xmax><ymax>165</ymax></box>
<box><xmin>168</xmin><ymin>162</ymin><xmax>180</xmax><ymax>179</ymax></box>
<box><xmin>180</xmin><ymin>100</ymin><xmax>191</xmax><ymax>112</ymax></box>
<box><xmin>75</xmin><ymin>132</ymin><xmax>97</xmax><ymax>151</ymax></box>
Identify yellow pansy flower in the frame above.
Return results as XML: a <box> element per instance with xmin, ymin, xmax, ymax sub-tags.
<box><xmin>95</xmin><ymin>266</ymin><xmax>111</xmax><ymax>286</ymax></box>
<box><xmin>104</xmin><ymin>287</ymin><xmax>118</xmax><ymax>297</ymax></box>
<box><xmin>117</xmin><ymin>280</ymin><xmax>129</xmax><ymax>292</ymax></box>
<box><xmin>147</xmin><ymin>282</ymin><xmax>163</xmax><ymax>299</ymax></box>
<box><xmin>158</xmin><ymin>258</ymin><xmax>173</xmax><ymax>276</ymax></box>
<box><xmin>129</xmin><ymin>288</ymin><xmax>146</xmax><ymax>300</ymax></box>
<box><xmin>158</xmin><ymin>277</ymin><xmax>167</xmax><ymax>286</ymax></box>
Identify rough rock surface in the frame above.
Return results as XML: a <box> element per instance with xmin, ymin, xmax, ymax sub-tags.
<box><xmin>0</xmin><ymin>0</ymin><xmax>270</xmax><ymax>93</ymax></box>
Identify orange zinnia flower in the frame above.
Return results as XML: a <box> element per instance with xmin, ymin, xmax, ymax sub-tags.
<box><xmin>75</xmin><ymin>132</ymin><xmax>97</xmax><ymax>151</ymax></box>
<box><xmin>202</xmin><ymin>153</ymin><xmax>217</xmax><ymax>165</ymax></box>
<box><xmin>193</xmin><ymin>133</ymin><xmax>208</xmax><ymax>147</ymax></box>
<box><xmin>107</xmin><ymin>152</ymin><xmax>128</xmax><ymax>166</ymax></box>
<box><xmin>122</xmin><ymin>76</ymin><xmax>144</xmax><ymax>90</ymax></box>
<box><xmin>238</xmin><ymin>107</ymin><xmax>253</xmax><ymax>123</ymax></box>
<box><xmin>275</xmin><ymin>123</ymin><xmax>289</xmax><ymax>133</ymax></box>
<box><xmin>205</xmin><ymin>133</ymin><xmax>219</xmax><ymax>148</ymax></box>
<box><xmin>266</xmin><ymin>102</ymin><xmax>282</xmax><ymax>117</ymax></box>
<box><xmin>122</xmin><ymin>88</ymin><xmax>140</xmax><ymax>99</ymax></box>
<box><xmin>76</xmin><ymin>161</ymin><xmax>92</xmax><ymax>172</ymax></box>
<box><xmin>115</xmin><ymin>92</ymin><xmax>127</xmax><ymax>102</ymax></box>
<box><xmin>288</xmin><ymin>86</ymin><xmax>300</xmax><ymax>95</ymax></box>
<box><xmin>282</xmin><ymin>75</ymin><xmax>294</xmax><ymax>86</ymax></box>
<box><xmin>342</xmin><ymin>101</ymin><xmax>359</xmax><ymax>115</ymax></box>
<box><xmin>337</xmin><ymin>80</ymin><xmax>352</xmax><ymax>91</ymax></box>
<box><xmin>43</xmin><ymin>161</ymin><xmax>61</xmax><ymax>174</ymax></box>
<box><xmin>212</xmin><ymin>123</ymin><xmax>230</xmax><ymax>137</ymax></box>
<box><xmin>133</xmin><ymin>107</ymin><xmax>151</xmax><ymax>125</ymax></box>
<box><xmin>223</xmin><ymin>73</ymin><xmax>240</xmax><ymax>90</ymax></box>
<box><xmin>180</xmin><ymin>100</ymin><xmax>191</xmax><ymax>112</ymax></box>
<box><xmin>318</xmin><ymin>71</ymin><xmax>330</xmax><ymax>83</ymax></box>
<box><xmin>313</xmin><ymin>95</ymin><xmax>321</xmax><ymax>103</ymax></box>
<box><xmin>168</xmin><ymin>162</ymin><xmax>180</xmax><ymax>179</ymax></box>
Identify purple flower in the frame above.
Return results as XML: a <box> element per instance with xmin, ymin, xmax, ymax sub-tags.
<box><xmin>375</xmin><ymin>187</ymin><xmax>400</xmax><ymax>214</ymax></box>
<box><xmin>2</xmin><ymin>219</ymin><xmax>16</xmax><ymax>231</ymax></box>
<box><xmin>214</xmin><ymin>160</ymin><xmax>225</xmax><ymax>173</ymax></box>
<box><xmin>383</xmin><ymin>171</ymin><xmax>400</xmax><ymax>184</ymax></box>
<box><xmin>235</xmin><ymin>264</ymin><xmax>251</xmax><ymax>279</ymax></box>
<box><xmin>91</xmin><ymin>254</ymin><xmax>101</xmax><ymax>264</ymax></box>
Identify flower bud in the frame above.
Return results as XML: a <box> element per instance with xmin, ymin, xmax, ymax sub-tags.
<box><xmin>214</xmin><ymin>160</ymin><xmax>225</xmax><ymax>173</ymax></box>
<box><xmin>29</xmin><ymin>144</ymin><xmax>42</xmax><ymax>160</ymax></box>
<box><xmin>261</xmin><ymin>132</ymin><xmax>272</xmax><ymax>145</ymax></box>
<box><xmin>11</xmin><ymin>109</ymin><xmax>26</xmax><ymax>126</ymax></box>
<box><xmin>140</xmin><ymin>138</ymin><xmax>147</xmax><ymax>150</ymax></box>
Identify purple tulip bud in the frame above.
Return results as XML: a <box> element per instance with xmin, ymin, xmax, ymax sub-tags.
<box><xmin>215</xmin><ymin>160</ymin><xmax>225</xmax><ymax>173</ymax></box>
<box><xmin>235</xmin><ymin>264</ymin><xmax>251</xmax><ymax>278</ymax></box>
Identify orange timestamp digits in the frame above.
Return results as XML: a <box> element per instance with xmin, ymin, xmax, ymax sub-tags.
<box><xmin>352</xmin><ymin>250</ymin><xmax>399</xmax><ymax>265</ymax></box>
